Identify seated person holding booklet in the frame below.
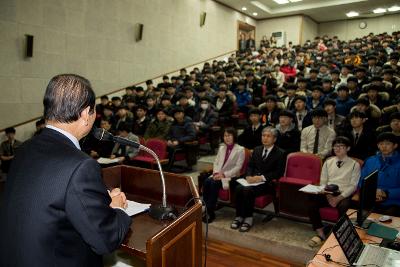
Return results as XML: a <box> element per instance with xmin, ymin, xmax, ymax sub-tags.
<box><xmin>230</xmin><ymin>127</ymin><xmax>286</xmax><ymax>232</ymax></box>
<box><xmin>307</xmin><ymin>136</ymin><xmax>361</xmax><ymax>247</ymax></box>
<box><xmin>202</xmin><ymin>127</ymin><xmax>245</xmax><ymax>223</ymax></box>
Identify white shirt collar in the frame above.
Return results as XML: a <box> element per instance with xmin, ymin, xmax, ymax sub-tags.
<box><xmin>263</xmin><ymin>145</ymin><xmax>274</xmax><ymax>153</ymax></box>
<box><xmin>46</xmin><ymin>125</ymin><xmax>81</xmax><ymax>150</ymax></box>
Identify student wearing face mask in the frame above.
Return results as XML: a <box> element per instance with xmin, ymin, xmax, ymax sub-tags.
<box><xmin>193</xmin><ymin>97</ymin><xmax>219</xmax><ymax>152</ymax></box>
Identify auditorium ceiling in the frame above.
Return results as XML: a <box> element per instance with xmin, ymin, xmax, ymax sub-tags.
<box><xmin>214</xmin><ymin>0</ymin><xmax>400</xmax><ymax>22</ymax></box>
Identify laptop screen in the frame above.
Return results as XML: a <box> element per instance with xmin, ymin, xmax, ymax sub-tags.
<box><xmin>332</xmin><ymin>214</ymin><xmax>364</xmax><ymax>264</ymax></box>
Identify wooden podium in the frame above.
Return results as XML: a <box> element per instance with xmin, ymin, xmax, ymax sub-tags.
<box><xmin>102</xmin><ymin>165</ymin><xmax>202</xmax><ymax>267</ymax></box>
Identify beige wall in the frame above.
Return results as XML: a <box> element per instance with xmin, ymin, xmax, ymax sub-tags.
<box><xmin>0</xmin><ymin>0</ymin><xmax>255</xmax><ymax>131</ymax></box>
<box><xmin>318</xmin><ymin>13</ymin><xmax>400</xmax><ymax>40</ymax></box>
<box><xmin>256</xmin><ymin>15</ymin><xmax>302</xmax><ymax>46</ymax></box>
<box><xmin>301</xmin><ymin>16</ymin><xmax>318</xmax><ymax>45</ymax></box>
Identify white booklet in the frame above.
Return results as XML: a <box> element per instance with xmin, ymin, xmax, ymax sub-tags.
<box><xmin>299</xmin><ymin>184</ymin><xmax>325</xmax><ymax>194</ymax></box>
<box><xmin>97</xmin><ymin>157</ymin><xmax>120</xmax><ymax>165</ymax></box>
<box><xmin>125</xmin><ymin>200</ymin><xmax>151</xmax><ymax>216</ymax></box>
<box><xmin>236</xmin><ymin>178</ymin><xmax>265</xmax><ymax>187</ymax></box>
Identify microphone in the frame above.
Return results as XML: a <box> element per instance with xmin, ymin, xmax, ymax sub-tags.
<box><xmin>92</xmin><ymin>127</ymin><xmax>141</xmax><ymax>149</ymax></box>
<box><xmin>92</xmin><ymin>127</ymin><xmax>177</xmax><ymax>220</ymax></box>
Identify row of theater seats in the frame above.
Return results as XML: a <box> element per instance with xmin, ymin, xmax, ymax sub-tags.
<box><xmin>128</xmin><ymin>137</ymin><xmax>359</xmax><ymax>224</ymax></box>
<box><xmin>215</xmin><ymin>151</ymin><xmax>363</xmax><ymax>223</ymax></box>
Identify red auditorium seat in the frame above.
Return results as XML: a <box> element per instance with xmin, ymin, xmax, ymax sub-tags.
<box><xmin>278</xmin><ymin>152</ymin><xmax>322</xmax><ymax>220</ymax></box>
<box><xmin>131</xmin><ymin>138</ymin><xmax>168</xmax><ymax>169</ymax></box>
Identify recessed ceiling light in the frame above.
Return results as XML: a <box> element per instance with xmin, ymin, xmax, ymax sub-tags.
<box><xmin>373</xmin><ymin>8</ymin><xmax>386</xmax><ymax>14</ymax></box>
<box><xmin>252</xmin><ymin>12</ymin><xmax>258</xmax><ymax>16</ymax></box>
<box><xmin>273</xmin><ymin>0</ymin><xmax>289</xmax><ymax>4</ymax></box>
<box><xmin>388</xmin><ymin>6</ymin><xmax>400</xmax><ymax>12</ymax></box>
<box><xmin>241</xmin><ymin>7</ymin><xmax>247</xmax><ymax>11</ymax></box>
<box><xmin>346</xmin><ymin>11</ymin><xmax>359</xmax><ymax>17</ymax></box>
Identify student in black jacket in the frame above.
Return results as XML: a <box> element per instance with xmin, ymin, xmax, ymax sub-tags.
<box><xmin>238</xmin><ymin>108</ymin><xmax>264</xmax><ymax>150</ymax></box>
<box><xmin>214</xmin><ymin>86</ymin><xmax>234</xmax><ymax>126</ymax></box>
<box><xmin>337</xmin><ymin>110</ymin><xmax>376</xmax><ymax>161</ymax></box>
<box><xmin>276</xmin><ymin>110</ymin><xmax>301</xmax><ymax>155</ymax></box>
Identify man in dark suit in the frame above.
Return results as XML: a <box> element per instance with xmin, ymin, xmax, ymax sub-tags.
<box><xmin>337</xmin><ymin>110</ymin><xmax>376</xmax><ymax>161</ymax></box>
<box><xmin>231</xmin><ymin>127</ymin><xmax>286</xmax><ymax>232</ymax></box>
<box><xmin>0</xmin><ymin>74</ymin><xmax>131</xmax><ymax>267</ymax></box>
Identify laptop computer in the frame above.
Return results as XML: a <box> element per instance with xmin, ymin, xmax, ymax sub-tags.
<box><xmin>332</xmin><ymin>214</ymin><xmax>400</xmax><ymax>266</ymax></box>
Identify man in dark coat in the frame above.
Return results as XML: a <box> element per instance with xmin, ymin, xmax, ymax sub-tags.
<box><xmin>0</xmin><ymin>74</ymin><xmax>131</xmax><ymax>267</ymax></box>
<box><xmin>231</xmin><ymin>127</ymin><xmax>286</xmax><ymax>232</ymax></box>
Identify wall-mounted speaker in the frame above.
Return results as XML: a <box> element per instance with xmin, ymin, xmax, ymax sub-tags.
<box><xmin>135</xmin><ymin>23</ymin><xmax>143</xmax><ymax>42</ymax></box>
<box><xmin>200</xmin><ymin>12</ymin><xmax>206</xmax><ymax>27</ymax></box>
<box><xmin>25</xmin><ymin>34</ymin><xmax>34</xmax><ymax>57</ymax></box>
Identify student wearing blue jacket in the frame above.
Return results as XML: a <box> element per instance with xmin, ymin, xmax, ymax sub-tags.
<box><xmin>360</xmin><ymin>132</ymin><xmax>400</xmax><ymax>216</ymax></box>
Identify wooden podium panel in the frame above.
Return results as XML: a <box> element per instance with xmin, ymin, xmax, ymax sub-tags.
<box><xmin>102</xmin><ymin>165</ymin><xmax>202</xmax><ymax>267</ymax></box>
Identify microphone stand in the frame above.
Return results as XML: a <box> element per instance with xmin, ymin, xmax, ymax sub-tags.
<box><xmin>138</xmin><ymin>145</ymin><xmax>177</xmax><ymax>220</ymax></box>
<box><xmin>92</xmin><ymin>127</ymin><xmax>176</xmax><ymax>220</ymax></box>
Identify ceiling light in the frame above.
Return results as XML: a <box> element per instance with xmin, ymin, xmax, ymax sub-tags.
<box><xmin>251</xmin><ymin>1</ymin><xmax>270</xmax><ymax>12</ymax></box>
<box><xmin>289</xmin><ymin>0</ymin><xmax>302</xmax><ymax>2</ymax></box>
<box><xmin>373</xmin><ymin>8</ymin><xmax>386</xmax><ymax>14</ymax></box>
<box><xmin>388</xmin><ymin>6</ymin><xmax>400</xmax><ymax>12</ymax></box>
<box><xmin>252</xmin><ymin>12</ymin><xmax>258</xmax><ymax>16</ymax></box>
<box><xmin>241</xmin><ymin>7</ymin><xmax>247</xmax><ymax>11</ymax></box>
<box><xmin>346</xmin><ymin>11</ymin><xmax>359</xmax><ymax>17</ymax></box>
<box><xmin>273</xmin><ymin>0</ymin><xmax>289</xmax><ymax>4</ymax></box>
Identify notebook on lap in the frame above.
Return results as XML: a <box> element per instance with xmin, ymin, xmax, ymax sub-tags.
<box><xmin>332</xmin><ymin>214</ymin><xmax>400</xmax><ymax>266</ymax></box>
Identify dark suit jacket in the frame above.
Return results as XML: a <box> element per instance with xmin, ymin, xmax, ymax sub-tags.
<box><xmin>338</xmin><ymin>128</ymin><xmax>377</xmax><ymax>161</ymax></box>
<box><xmin>246</xmin><ymin>145</ymin><xmax>286</xmax><ymax>184</ymax></box>
<box><xmin>0</xmin><ymin>128</ymin><xmax>131</xmax><ymax>267</ymax></box>
<box><xmin>238</xmin><ymin>125</ymin><xmax>264</xmax><ymax>150</ymax></box>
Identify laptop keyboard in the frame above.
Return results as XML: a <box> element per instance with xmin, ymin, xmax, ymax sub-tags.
<box><xmin>360</xmin><ymin>245</ymin><xmax>389</xmax><ymax>266</ymax></box>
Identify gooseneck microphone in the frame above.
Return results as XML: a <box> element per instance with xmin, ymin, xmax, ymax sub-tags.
<box><xmin>92</xmin><ymin>127</ymin><xmax>177</xmax><ymax>220</ymax></box>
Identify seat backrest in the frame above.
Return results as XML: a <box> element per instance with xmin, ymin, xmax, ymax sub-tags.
<box><xmin>351</xmin><ymin>157</ymin><xmax>363</xmax><ymax>168</ymax></box>
<box><xmin>145</xmin><ymin>139</ymin><xmax>168</xmax><ymax>160</ymax></box>
<box><xmin>284</xmin><ymin>152</ymin><xmax>322</xmax><ymax>183</ymax></box>
<box><xmin>239</xmin><ymin>148</ymin><xmax>252</xmax><ymax>176</ymax></box>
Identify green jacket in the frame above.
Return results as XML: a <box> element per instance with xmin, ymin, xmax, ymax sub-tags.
<box><xmin>144</xmin><ymin>120</ymin><xmax>172</xmax><ymax>140</ymax></box>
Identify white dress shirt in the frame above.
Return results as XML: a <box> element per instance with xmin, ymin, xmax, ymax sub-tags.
<box><xmin>300</xmin><ymin>125</ymin><xmax>336</xmax><ymax>158</ymax></box>
<box><xmin>46</xmin><ymin>125</ymin><xmax>81</xmax><ymax>150</ymax></box>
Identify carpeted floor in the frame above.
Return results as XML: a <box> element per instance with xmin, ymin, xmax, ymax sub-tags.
<box><xmin>176</xmin><ymin>153</ymin><xmax>320</xmax><ymax>265</ymax></box>
<box><xmin>204</xmin><ymin>206</ymin><xmax>318</xmax><ymax>265</ymax></box>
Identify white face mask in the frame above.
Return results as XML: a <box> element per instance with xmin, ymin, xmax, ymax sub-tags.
<box><xmin>200</xmin><ymin>104</ymin><xmax>209</xmax><ymax>110</ymax></box>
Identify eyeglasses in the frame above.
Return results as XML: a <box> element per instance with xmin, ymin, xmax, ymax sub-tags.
<box><xmin>333</xmin><ymin>145</ymin><xmax>347</xmax><ymax>149</ymax></box>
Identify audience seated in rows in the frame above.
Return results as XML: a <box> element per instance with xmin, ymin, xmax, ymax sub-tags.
<box><xmin>47</xmin><ymin>30</ymin><xmax>400</xmax><ymax>234</ymax></box>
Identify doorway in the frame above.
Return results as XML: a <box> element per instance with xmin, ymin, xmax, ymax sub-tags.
<box><xmin>237</xmin><ymin>20</ymin><xmax>256</xmax><ymax>52</ymax></box>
